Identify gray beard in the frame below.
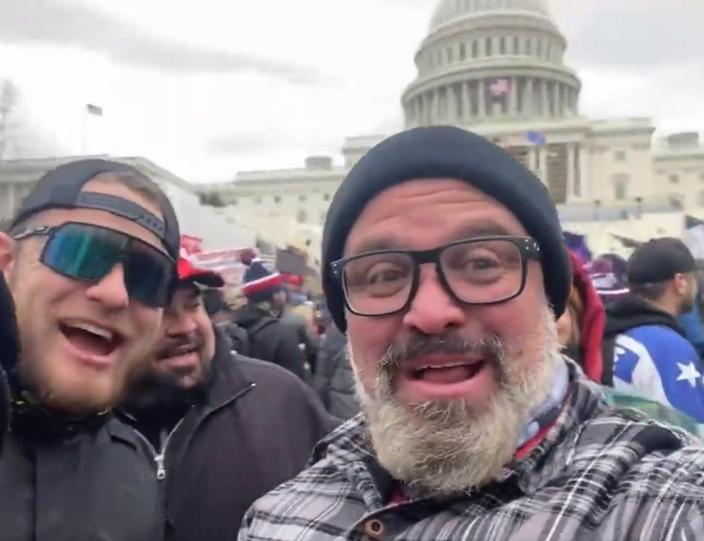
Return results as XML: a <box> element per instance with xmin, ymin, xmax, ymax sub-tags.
<box><xmin>352</xmin><ymin>306</ymin><xmax>561</xmax><ymax>497</ymax></box>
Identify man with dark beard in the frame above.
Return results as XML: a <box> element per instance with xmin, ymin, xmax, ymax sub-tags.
<box><xmin>240</xmin><ymin>127</ymin><xmax>704</xmax><ymax>540</ymax></box>
<box><xmin>122</xmin><ymin>250</ymin><xmax>337</xmax><ymax>541</ymax></box>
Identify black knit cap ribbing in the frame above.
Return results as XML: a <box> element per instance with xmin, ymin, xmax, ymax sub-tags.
<box><xmin>321</xmin><ymin>126</ymin><xmax>571</xmax><ymax>332</ymax></box>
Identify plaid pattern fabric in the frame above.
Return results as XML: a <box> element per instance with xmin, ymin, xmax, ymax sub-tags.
<box><xmin>239</xmin><ymin>362</ymin><xmax>704</xmax><ymax>541</ymax></box>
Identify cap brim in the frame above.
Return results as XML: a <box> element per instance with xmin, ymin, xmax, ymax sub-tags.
<box><xmin>185</xmin><ymin>272</ymin><xmax>224</xmax><ymax>288</ymax></box>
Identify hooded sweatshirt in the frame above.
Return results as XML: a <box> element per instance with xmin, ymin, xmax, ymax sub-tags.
<box><xmin>567</xmin><ymin>251</ymin><xmax>606</xmax><ymax>383</ymax></box>
<box><xmin>603</xmin><ymin>293</ymin><xmax>704</xmax><ymax>423</ymax></box>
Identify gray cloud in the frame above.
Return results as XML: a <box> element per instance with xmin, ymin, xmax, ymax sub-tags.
<box><xmin>0</xmin><ymin>0</ymin><xmax>319</xmax><ymax>83</ymax></box>
<box><xmin>550</xmin><ymin>0</ymin><xmax>704</xmax><ymax>69</ymax></box>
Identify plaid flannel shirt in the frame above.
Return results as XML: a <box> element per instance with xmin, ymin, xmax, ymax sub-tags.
<box><xmin>239</xmin><ymin>362</ymin><xmax>704</xmax><ymax>540</ymax></box>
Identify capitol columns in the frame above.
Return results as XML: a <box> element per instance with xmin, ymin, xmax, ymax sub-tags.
<box><xmin>509</xmin><ymin>76</ymin><xmax>518</xmax><ymax>116</ymax></box>
<box><xmin>525</xmin><ymin>77</ymin><xmax>534</xmax><ymax>116</ymax></box>
<box><xmin>541</xmin><ymin>80</ymin><xmax>549</xmax><ymax>118</ymax></box>
<box><xmin>478</xmin><ymin>79</ymin><xmax>486</xmax><ymax>118</ymax></box>
<box><xmin>461</xmin><ymin>82</ymin><xmax>470</xmax><ymax>122</ymax></box>
<box><xmin>566</xmin><ymin>141</ymin><xmax>576</xmax><ymax>199</ymax></box>
<box><xmin>432</xmin><ymin>89</ymin><xmax>440</xmax><ymax>124</ymax></box>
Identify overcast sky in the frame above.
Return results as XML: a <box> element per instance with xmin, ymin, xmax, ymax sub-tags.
<box><xmin>0</xmin><ymin>0</ymin><xmax>702</xmax><ymax>183</ymax></box>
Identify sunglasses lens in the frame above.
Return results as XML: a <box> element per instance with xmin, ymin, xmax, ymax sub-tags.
<box><xmin>42</xmin><ymin>223</ymin><xmax>174</xmax><ymax>308</ymax></box>
<box><xmin>124</xmin><ymin>244</ymin><xmax>174</xmax><ymax>308</ymax></box>
<box><xmin>43</xmin><ymin>223</ymin><xmax>123</xmax><ymax>281</ymax></box>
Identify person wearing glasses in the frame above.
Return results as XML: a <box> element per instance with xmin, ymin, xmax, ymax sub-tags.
<box><xmin>0</xmin><ymin>159</ymin><xmax>176</xmax><ymax>540</ymax></box>
<box><xmin>240</xmin><ymin>127</ymin><xmax>704</xmax><ymax>541</ymax></box>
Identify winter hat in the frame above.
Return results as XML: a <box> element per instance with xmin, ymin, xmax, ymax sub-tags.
<box><xmin>322</xmin><ymin>126</ymin><xmax>571</xmax><ymax>332</ymax></box>
<box><xmin>240</xmin><ymin>254</ymin><xmax>283</xmax><ymax>303</ymax></box>
<box><xmin>588</xmin><ymin>254</ymin><xmax>629</xmax><ymax>303</ymax></box>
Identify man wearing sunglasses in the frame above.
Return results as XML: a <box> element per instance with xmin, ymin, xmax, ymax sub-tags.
<box><xmin>121</xmin><ymin>249</ymin><xmax>336</xmax><ymax>541</ymax></box>
<box><xmin>0</xmin><ymin>159</ymin><xmax>178</xmax><ymax>540</ymax></box>
<box><xmin>241</xmin><ymin>127</ymin><xmax>704</xmax><ymax>540</ymax></box>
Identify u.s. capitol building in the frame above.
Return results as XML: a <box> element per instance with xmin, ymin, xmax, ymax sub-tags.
<box><xmin>199</xmin><ymin>0</ymin><xmax>704</xmax><ymax>266</ymax></box>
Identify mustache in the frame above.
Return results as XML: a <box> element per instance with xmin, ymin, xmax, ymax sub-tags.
<box><xmin>157</xmin><ymin>333</ymin><xmax>203</xmax><ymax>358</ymax></box>
<box><xmin>379</xmin><ymin>332</ymin><xmax>507</xmax><ymax>371</ymax></box>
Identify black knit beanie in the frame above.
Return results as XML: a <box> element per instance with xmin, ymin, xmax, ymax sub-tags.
<box><xmin>322</xmin><ymin>126</ymin><xmax>571</xmax><ymax>333</ymax></box>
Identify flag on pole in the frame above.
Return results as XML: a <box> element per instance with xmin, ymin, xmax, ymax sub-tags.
<box><xmin>683</xmin><ymin>215</ymin><xmax>704</xmax><ymax>260</ymax></box>
<box><xmin>86</xmin><ymin>103</ymin><xmax>103</xmax><ymax>116</ymax></box>
<box><xmin>526</xmin><ymin>130</ymin><xmax>547</xmax><ymax>146</ymax></box>
<box><xmin>490</xmin><ymin>78</ymin><xmax>510</xmax><ymax>100</ymax></box>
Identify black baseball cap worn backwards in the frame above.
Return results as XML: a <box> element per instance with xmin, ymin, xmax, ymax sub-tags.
<box><xmin>11</xmin><ymin>159</ymin><xmax>180</xmax><ymax>260</ymax></box>
<box><xmin>627</xmin><ymin>238</ymin><xmax>695</xmax><ymax>284</ymax></box>
<box><xmin>322</xmin><ymin>126</ymin><xmax>571</xmax><ymax>333</ymax></box>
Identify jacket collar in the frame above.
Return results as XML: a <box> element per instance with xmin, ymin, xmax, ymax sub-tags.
<box><xmin>202</xmin><ymin>326</ymin><xmax>255</xmax><ymax>411</ymax></box>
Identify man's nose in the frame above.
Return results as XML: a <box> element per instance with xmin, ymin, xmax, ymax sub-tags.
<box><xmin>401</xmin><ymin>266</ymin><xmax>467</xmax><ymax>335</ymax></box>
<box><xmin>165</xmin><ymin>311</ymin><xmax>198</xmax><ymax>337</ymax></box>
<box><xmin>85</xmin><ymin>264</ymin><xmax>129</xmax><ymax>309</ymax></box>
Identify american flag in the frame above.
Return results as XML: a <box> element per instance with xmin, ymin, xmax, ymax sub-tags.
<box><xmin>490</xmin><ymin>78</ymin><xmax>510</xmax><ymax>97</ymax></box>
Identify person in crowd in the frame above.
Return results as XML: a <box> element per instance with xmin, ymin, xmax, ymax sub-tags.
<box><xmin>240</xmin><ymin>127</ymin><xmax>704</xmax><ymax>540</ymax></box>
<box><xmin>233</xmin><ymin>251</ymin><xmax>309</xmax><ymax>381</ymax></box>
<box><xmin>275</xmin><ymin>279</ymin><xmax>320</xmax><ymax>373</ymax></box>
<box><xmin>0</xmin><ymin>159</ymin><xmax>176</xmax><ymax>540</ymax></box>
<box><xmin>603</xmin><ymin>238</ymin><xmax>704</xmax><ymax>423</ymax></box>
<box><xmin>560</xmin><ymin>250</ymin><xmax>701</xmax><ymax>433</ymax></box>
<box><xmin>201</xmin><ymin>287</ymin><xmax>252</xmax><ymax>355</ymax></box>
<box><xmin>588</xmin><ymin>252</ymin><xmax>629</xmax><ymax>304</ymax></box>
<box><xmin>678</xmin><ymin>258</ymin><xmax>704</xmax><ymax>357</ymax></box>
<box><xmin>556</xmin><ymin>250</ymin><xmax>605</xmax><ymax>381</ymax></box>
<box><xmin>314</xmin><ymin>322</ymin><xmax>358</xmax><ymax>419</ymax></box>
<box><xmin>0</xmin><ymin>273</ymin><xmax>19</xmax><ymax>453</ymax></box>
<box><xmin>122</xmin><ymin>251</ymin><xmax>337</xmax><ymax>541</ymax></box>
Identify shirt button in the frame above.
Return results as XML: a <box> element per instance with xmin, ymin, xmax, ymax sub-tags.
<box><xmin>364</xmin><ymin>518</ymin><xmax>386</xmax><ymax>540</ymax></box>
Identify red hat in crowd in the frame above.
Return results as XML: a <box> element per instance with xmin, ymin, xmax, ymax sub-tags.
<box><xmin>177</xmin><ymin>248</ymin><xmax>224</xmax><ymax>288</ymax></box>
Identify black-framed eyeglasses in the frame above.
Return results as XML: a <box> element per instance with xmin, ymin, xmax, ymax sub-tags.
<box><xmin>13</xmin><ymin>221</ymin><xmax>176</xmax><ymax>308</ymax></box>
<box><xmin>330</xmin><ymin>236</ymin><xmax>541</xmax><ymax>317</ymax></box>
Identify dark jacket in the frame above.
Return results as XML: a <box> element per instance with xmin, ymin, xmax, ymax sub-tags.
<box><xmin>129</xmin><ymin>329</ymin><xmax>338</xmax><ymax>541</ymax></box>
<box><xmin>280</xmin><ymin>308</ymin><xmax>320</xmax><ymax>371</ymax></box>
<box><xmin>0</xmin><ymin>416</ymin><xmax>163</xmax><ymax>541</ymax></box>
<box><xmin>234</xmin><ymin>304</ymin><xmax>308</xmax><ymax>381</ymax></box>
<box><xmin>0</xmin><ymin>272</ymin><xmax>19</xmax><ymax>452</ymax></box>
<box><xmin>314</xmin><ymin>325</ymin><xmax>358</xmax><ymax>419</ymax></box>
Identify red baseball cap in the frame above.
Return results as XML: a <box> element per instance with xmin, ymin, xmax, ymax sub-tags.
<box><xmin>177</xmin><ymin>253</ymin><xmax>224</xmax><ymax>288</ymax></box>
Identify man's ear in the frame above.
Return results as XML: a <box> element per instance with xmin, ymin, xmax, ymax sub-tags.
<box><xmin>0</xmin><ymin>233</ymin><xmax>16</xmax><ymax>278</ymax></box>
<box><xmin>672</xmin><ymin>273</ymin><xmax>688</xmax><ymax>295</ymax></box>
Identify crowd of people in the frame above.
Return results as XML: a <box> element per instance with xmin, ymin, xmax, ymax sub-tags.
<box><xmin>2</xmin><ymin>127</ymin><xmax>704</xmax><ymax>540</ymax></box>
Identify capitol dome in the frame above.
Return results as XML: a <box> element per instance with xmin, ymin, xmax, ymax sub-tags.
<box><xmin>430</xmin><ymin>0</ymin><xmax>550</xmax><ymax>32</ymax></box>
<box><xmin>402</xmin><ymin>0</ymin><xmax>581</xmax><ymax>128</ymax></box>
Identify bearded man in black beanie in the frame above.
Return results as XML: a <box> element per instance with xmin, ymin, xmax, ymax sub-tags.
<box><xmin>241</xmin><ymin>126</ymin><xmax>704</xmax><ymax>540</ymax></box>
<box><xmin>0</xmin><ymin>272</ymin><xmax>19</xmax><ymax>453</ymax></box>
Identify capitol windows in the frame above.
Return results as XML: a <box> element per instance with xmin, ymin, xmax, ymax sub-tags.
<box><xmin>274</xmin><ymin>195</ymin><xmax>281</xmax><ymax>204</ymax></box>
<box><xmin>323</xmin><ymin>193</ymin><xmax>331</xmax><ymax>201</ymax></box>
<box><xmin>447</xmin><ymin>47</ymin><xmax>453</xmax><ymax>63</ymax></box>
<box><xmin>485</xmin><ymin>37</ymin><xmax>493</xmax><ymax>56</ymax></box>
<box><xmin>499</xmin><ymin>37</ymin><xmax>506</xmax><ymax>55</ymax></box>
<box><xmin>536</xmin><ymin>40</ymin><xmax>543</xmax><ymax>58</ymax></box>
<box><xmin>297</xmin><ymin>209</ymin><xmax>308</xmax><ymax>223</ymax></box>
<box><xmin>525</xmin><ymin>38</ymin><xmax>532</xmax><ymax>56</ymax></box>
<box><xmin>513</xmin><ymin>36</ymin><xmax>520</xmax><ymax>54</ymax></box>
<box><xmin>459</xmin><ymin>42</ymin><xmax>466</xmax><ymax>61</ymax></box>
<box><xmin>546</xmin><ymin>42</ymin><xmax>553</xmax><ymax>61</ymax></box>
<box><xmin>669</xmin><ymin>174</ymin><xmax>680</xmax><ymax>184</ymax></box>
<box><xmin>299</xmin><ymin>194</ymin><xmax>307</xmax><ymax>202</ymax></box>
<box><xmin>614</xmin><ymin>150</ymin><xmax>627</xmax><ymax>162</ymax></box>
<box><xmin>472</xmin><ymin>40</ymin><xmax>479</xmax><ymax>58</ymax></box>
